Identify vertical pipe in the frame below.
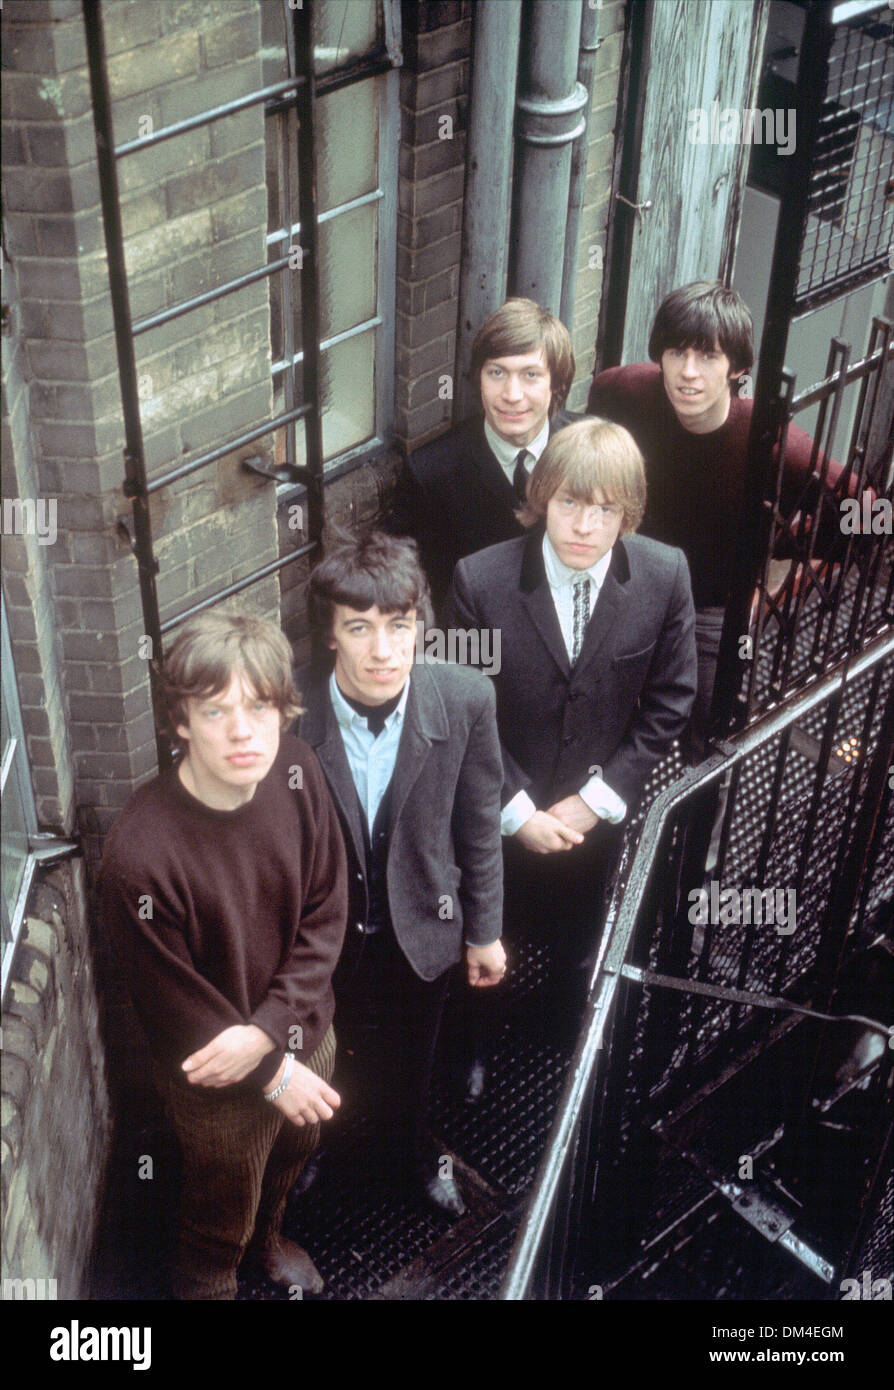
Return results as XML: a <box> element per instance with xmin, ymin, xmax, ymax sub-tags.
<box><xmin>560</xmin><ymin>0</ymin><xmax>602</xmax><ymax>329</ymax></box>
<box><xmin>454</xmin><ymin>0</ymin><xmax>523</xmax><ymax>422</ymax></box>
<box><xmin>509</xmin><ymin>0</ymin><xmax>587</xmax><ymax>314</ymax></box>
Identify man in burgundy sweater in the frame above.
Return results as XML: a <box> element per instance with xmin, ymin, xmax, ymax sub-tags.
<box><xmin>587</xmin><ymin>281</ymin><xmax>856</xmax><ymax>754</ymax></box>
<box><xmin>99</xmin><ymin>612</ymin><xmax>348</xmax><ymax>1299</ymax></box>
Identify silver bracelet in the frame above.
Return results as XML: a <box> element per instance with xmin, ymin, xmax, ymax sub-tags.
<box><xmin>263</xmin><ymin>1052</ymin><xmax>294</xmax><ymax>1102</ymax></box>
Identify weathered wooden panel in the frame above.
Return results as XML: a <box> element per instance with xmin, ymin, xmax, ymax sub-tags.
<box><xmin>621</xmin><ymin>0</ymin><xmax>770</xmax><ymax>364</ymax></box>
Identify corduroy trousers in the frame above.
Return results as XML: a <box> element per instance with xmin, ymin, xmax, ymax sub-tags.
<box><xmin>153</xmin><ymin>1025</ymin><xmax>336</xmax><ymax>1300</ymax></box>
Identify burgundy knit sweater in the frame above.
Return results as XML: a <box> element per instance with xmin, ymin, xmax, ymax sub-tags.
<box><xmin>588</xmin><ymin>364</ymin><xmax>849</xmax><ymax>608</ymax></box>
<box><xmin>99</xmin><ymin>733</ymin><xmax>347</xmax><ymax>1089</ymax></box>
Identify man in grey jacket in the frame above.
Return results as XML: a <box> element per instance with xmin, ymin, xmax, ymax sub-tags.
<box><xmin>297</xmin><ymin>529</ymin><xmax>506</xmax><ymax>1216</ymax></box>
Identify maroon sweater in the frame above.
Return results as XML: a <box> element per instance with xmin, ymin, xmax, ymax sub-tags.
<box><xmin>99</xmin><ymin>733</ymin><xmax>347</xmax><ymax>1089</ymax></box>
<box><xmin>588</xmin><ymin>364</ymin><xmax>849</xmax><ymax>608</ymax></box>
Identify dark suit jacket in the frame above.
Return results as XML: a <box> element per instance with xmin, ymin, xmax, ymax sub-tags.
<box><xmin>386</xmin><ymin>409</ymin><xmax>580</xmax><ymax>612</ymax></box>
<box><xmin>444</xmin><ymin>529</ymin><xmax>698</xmax><ymax>813</ymax></box>
<box><xmin>297</xmin><ymin>661</ymin><xmax>504</xmax><ymax>982</ymax></box>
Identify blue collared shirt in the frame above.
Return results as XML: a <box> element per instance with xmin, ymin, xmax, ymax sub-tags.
<box><xmin>329</xmin><ymin>670</ymin><xmax>410</xmax><ymax>830</ymax></box>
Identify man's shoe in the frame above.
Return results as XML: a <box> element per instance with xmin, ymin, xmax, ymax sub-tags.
<box><xmin>415</xmin><ymin>1156</ymin><xmax>467</xmax><ymax>1219</ymax></box>
<box><xmin>259</xmin><ymin>1235</ymin><xmax>324</xmax><ymax>1294</ymax></box>
<box><xmin>464</xmin><ymin>1058</ymin><xmax>487</xmax><ymax>1104</ymax></box>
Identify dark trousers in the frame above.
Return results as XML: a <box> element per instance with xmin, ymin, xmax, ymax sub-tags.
<box><xmin>333</xmin><ymin>921</ymin><xmax>451</xmax><ymax>1159</ymax></box>
<box><xmin>153</xmin><ymin>1025</ymin><xmax>335</xmax><ymax>1300</ymax></box>
<box><xmin>688</xmin><ymin>605</ymin><xmax>726</xmax><ymax>761</ymax></box>
<box><xmin>464</xmin><ymin>828</ymin><xmax>619</xmax><ymax>1057</ymax></box>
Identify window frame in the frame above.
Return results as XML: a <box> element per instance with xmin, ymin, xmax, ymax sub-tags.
<box><xmin>265</xmin><ymin>0</ymin><xmax>400</xmax><ymax>507</ymax></box>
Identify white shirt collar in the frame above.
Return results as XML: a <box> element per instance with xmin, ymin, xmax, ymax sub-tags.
<box><xmin>329</xmin><ymin>669</ymin><xmax>411</xmax><ymax>731</ymax></box>
<box><xmin>542</xmin><ymin>531</ymin><xmax>613</xmax><ymax>591</ymax></box>
<box><xmin>484</xmin><ymin>415</ymin><xmax>551</xmax><ymax>473</ymax></box>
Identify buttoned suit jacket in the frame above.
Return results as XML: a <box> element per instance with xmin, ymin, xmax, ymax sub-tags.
<box><xmin>296</xmin><ymin>661</ymin><xmax>504</xmax><ymax>982</ymax></box>
<box><xmin>444</xmin><ymin>528</ymin><xmax>698</xmax><ymax>815</ymax></box>
<box><xmin>386</xmin><ymin>409</ymin><xmax>581</xmax><ymax>613</ymax></box>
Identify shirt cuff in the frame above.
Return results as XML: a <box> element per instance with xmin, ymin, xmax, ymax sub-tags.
<box><xmin>500</xmin><ymin>789</ymin><xmax>537</xmax><ymax>836</ymax></box>
<box><xmin>579</xmin><ymin>775</ymin><xmax>627</xmax><ymax>824</ymax></box>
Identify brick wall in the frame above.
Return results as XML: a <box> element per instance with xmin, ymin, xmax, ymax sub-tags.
<box><xmin>0</xmin><ymin>0</ymin><xmax>627</xmax><ymax>1298</ymax></box>
<box><xmin>391</xmin><ymin>0</ymin><xmax>625</xmax><ymax>440</ymax></box>
<box><xmin>1</xmin><ymin>864</ymin><xmax>111</xmax><ymax>1300</ymax></box>
<box><xmin>1</xmin><ymin>0</ymin><xmax>281</xmax><ymax>1299</ymax></box>
<box><xmin>395</xmin><ymin>1</ymin><xmax>471</xmax><ymax>451</ymax></box>
<box><xmin>2</xmin><ymin>0</ymin><xmax>279</xmax><ymax>862</ymax></box>
<box><xmin>567</xmin><ymin>0</ymin><xmax>626</xmax><ymax>412</ymax></box>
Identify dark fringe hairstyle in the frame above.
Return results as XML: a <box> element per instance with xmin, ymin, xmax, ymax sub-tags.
<box><xmin>307</xmin><ymin>527</ymin><xmax>432</xmax><ymax>668</ymax></box>
<box><xmin>648</xmin><ymin>281</ymin><xmax>754</xmax><ymax>377</ymax></box>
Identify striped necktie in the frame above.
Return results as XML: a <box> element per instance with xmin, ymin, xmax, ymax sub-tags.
<box><xmin>512</xmin><ymin>450</ymin><xmax>530</xmax><ymax>501</ymax></box>
<box><xmin>571</xmin><ymin>574</ymin><xmax>591</xmax><ymax>663</ymax></box>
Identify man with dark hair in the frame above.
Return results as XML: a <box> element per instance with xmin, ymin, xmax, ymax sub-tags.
<box><xmin>587</xmin><ymin>280</ymin><xmax>858</xmax><ymax>754</ymax></box>
<box><xmin>445</xmin><ymin>419</ymin><xmax>697</xmax><ymax>1034</ymax></box>
<box><xmin>298</xmin><ymin>529</ymin><xmax>506</xmax><ymax>1216</ymax></box>
<box><xmin>387</xmin><ymin>297</ymin><xmax>580</xmax><ymax>612</ymax></box>
<box><xmin>99</xmin><ymin>612</ymin><xmax>348</xmax><ymax>1299</ymax></box>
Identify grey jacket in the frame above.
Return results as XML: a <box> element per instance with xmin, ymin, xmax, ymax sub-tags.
<box><xmin>297</xmin><ymin>660</ymin><xmax>504</xmax><ymax>981</ymax></box>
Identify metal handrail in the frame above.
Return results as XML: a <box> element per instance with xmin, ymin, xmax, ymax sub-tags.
<box><xmin>500</xmin><ymin>624</ymin><xmax>894</xmax><ymax>1299</ymax></box>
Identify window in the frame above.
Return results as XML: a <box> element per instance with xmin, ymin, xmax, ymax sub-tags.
<box><xmin>1</xmin><ymin>590</ymin><xmax>39</xmax><ymax>997</ymax></box>
<box><xmin>262</xmin><ymin>0</ymin><xmax>399</xmax><ymax>479</ymax></box>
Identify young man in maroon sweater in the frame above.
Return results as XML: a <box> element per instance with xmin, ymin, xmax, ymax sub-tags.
<box><xmin>99</xmin><ymin>612</ymin><xmax>348</xmax><ymax>1299</ymax></box>
<box><xmin>587</xmin><ymin>281</ymin><xmax>858</xmax><ymax>755</ymax></box>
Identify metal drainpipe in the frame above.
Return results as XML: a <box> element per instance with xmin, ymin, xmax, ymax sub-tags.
<box><xmin>509</xmin><ymin>0</ymin><xmax>587</xmax><ymax>314</ymax></box>
<box><xmin>560</xmin><ymin>0</ymin><xmax>602</xmax><ymax>330</ymax></box>
<box><xmin>454</xmin><ymin>0</ymin><xmax>523</xmax><ymax>422</ymax></box>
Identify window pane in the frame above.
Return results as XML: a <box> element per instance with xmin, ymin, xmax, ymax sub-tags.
<box><xmin>313</xmin><ymin>0</ymin><xmax>381</xmax><ymax>74</ymax></box>
<box><xmin>317</xmin><ymin>203</ymin><xmax>377</xmax><ymax>340</ymax></box>
<box><xmin>317</xmin><ymin>80</ymin><xmax>378</xmax><ymax>212</ymax></box>
<box><xmin>289</xmin><ymin>330</ymin><xmax>375</xmax><ymax>466</ymax></box>
<box><xmin>320</xmin><ymin>331</ymin><xmax>375</xmax><ymax>459</ymax></box>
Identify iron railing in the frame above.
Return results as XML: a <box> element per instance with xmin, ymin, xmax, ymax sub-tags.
<box><xmin>501</xmin><ymin>625</ymin><xmax>893</xmax><ymax>1299</ymax></box>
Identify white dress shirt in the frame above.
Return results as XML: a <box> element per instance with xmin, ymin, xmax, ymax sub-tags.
<box><xmin>484</xmin><ymin>416</ymin><xmax>551</xmax><ymax>485</ymax></box>
<box><xmin>500</xmin><ymin>533</ymin><xmax>628</xmax><ymax>835</ymax></box>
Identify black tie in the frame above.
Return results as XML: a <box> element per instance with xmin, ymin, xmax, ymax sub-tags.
<box><xmin>513</xmin><ymin>450</ymin><xmax>530</xmax><ymax>501</ymax></box>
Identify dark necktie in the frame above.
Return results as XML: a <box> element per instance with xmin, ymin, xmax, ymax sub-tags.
<box><xmin>571</xmin><ymin>575</ymin><xmax>591</xmax><ymax>663</ymax></box>
<box><xmin>512</xmin><ymin>449</ymin><xmax>530</xmax><ymax>501</ymax></box>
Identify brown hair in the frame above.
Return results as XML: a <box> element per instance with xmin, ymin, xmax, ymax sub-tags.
<box><xmin>469</xmin><ymin>298</ymin><xmax>575</xmax><ymax>413</ymax></box>
<box><xmin>307</xmin><ymin>528</ymin><xmax>431</xmax><ymax>665</ymax></box>
<box><xmin>160</xmin><ymin>611</ymin><xmax>302</xmax><ymax>744</ymax></box>
<box><xmin>518</xmin><ymin>417</ymin><xmax>647</xmax><ymax>533</ymax></box>
<box><xmin>648</xmin><ymin>281</ymin><xmax>754</xmax><ymax>377</ymax></box>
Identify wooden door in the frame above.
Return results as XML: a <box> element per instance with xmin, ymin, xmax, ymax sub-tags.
<box><xmin>619</xmin><ymin>0</ymin><xmax>770</xmax><ymax>365</ymax></box>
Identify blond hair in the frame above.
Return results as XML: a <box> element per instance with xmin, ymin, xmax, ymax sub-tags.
<box><xmin>518</xmin><ymin>417</ymin><xmax>646</xmax><ymax>533</ymax></box>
